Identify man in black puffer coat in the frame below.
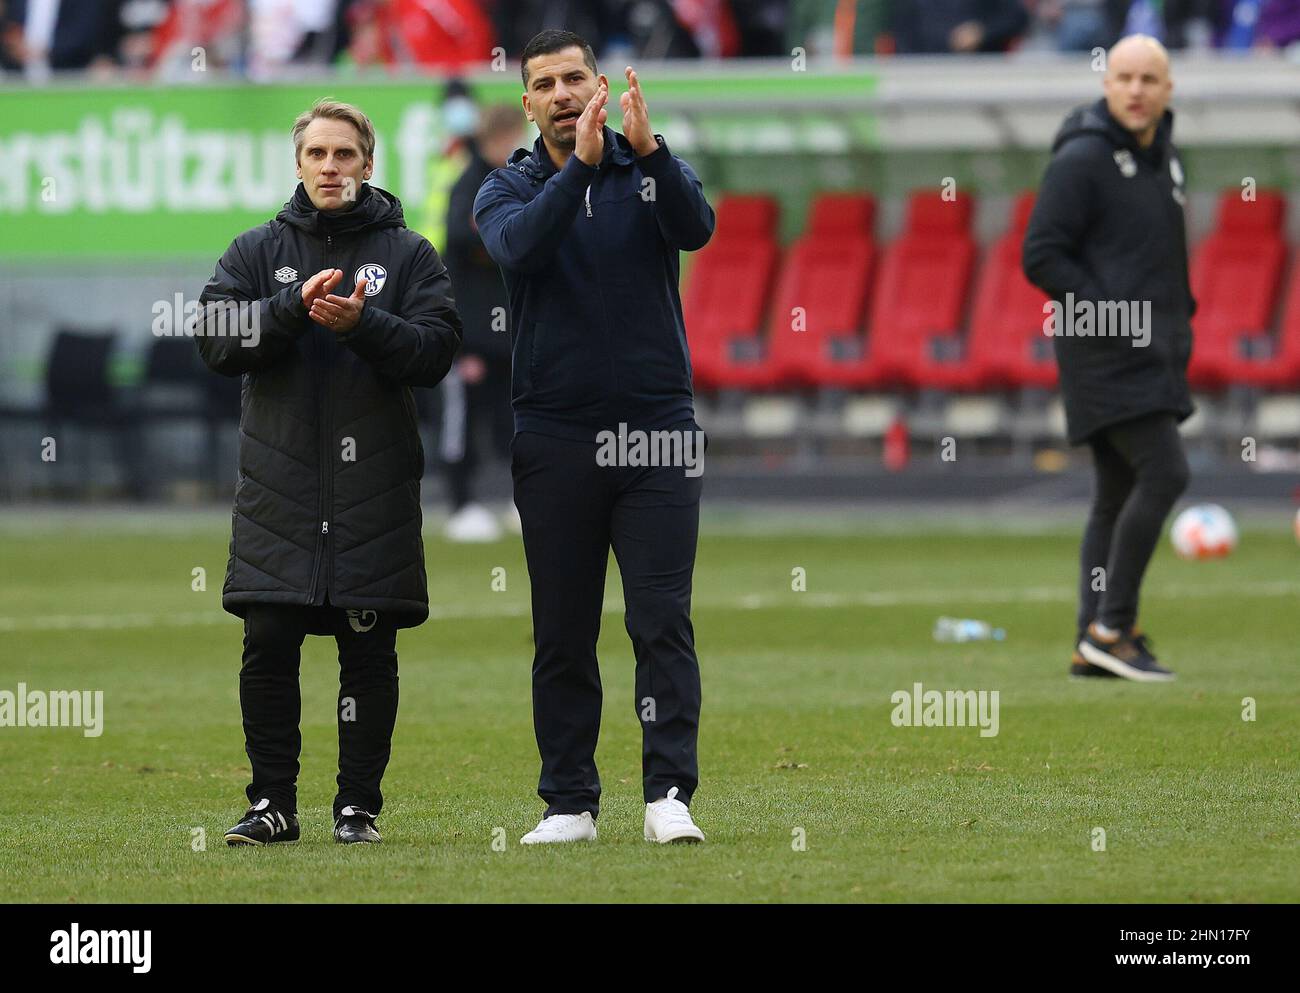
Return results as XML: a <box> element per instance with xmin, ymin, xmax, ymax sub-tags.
<box><xmin>196</xmin><ymin>100</ymin><xmax>462</xmax><ymax>845</ymax></box>
<box><xmin>1023</xmin><ymin>35</ymin><xmax>1191</xmax><ymax>684</ymax></box>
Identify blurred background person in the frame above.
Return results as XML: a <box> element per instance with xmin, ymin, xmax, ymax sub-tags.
<box><xmin>1030</xmin><ymin>0</ymin><xmax>1119</xmax><ymax>51</ymax></box>
<box><xmin>892</xmin><ymin>0</ymin><xmax>1031</xmax><ymax>53</ymax></box>
<box><xmin>421</xmin><ymin>78</ymin><xmax>480</xmax><ymax>255</ymax></box>
<box><xmin>786</xmin><ymin>0</ymin><xmax>892</xmax><ymax>57</ymax></box>
<box><xmin>436</xmin><ymin>102</ymin><xmax>523</xmax><ymax>542</ymax></box>
<box><xmin>12</xmin><ymin>0</ymin><xmax>129</xmax><ymax>79</ymax></box>
<box><xmin>342</xmin><ymin>0</ymin><xmax>494</xmax><ymax>71</ymax></box>
<box><xmin>145</xmin><ymin>0</ymin><xmax>247</xmax><ymax>79</ymax></box>
<box><xmin>1242</xmin><ymin>0</ymin><xmax>1300</xmax><ymax>51</ymax></box>
<box><xmin>0</xmin><ymin>1</ymin><xmax>25</xmax><ymax>74</ymax></box>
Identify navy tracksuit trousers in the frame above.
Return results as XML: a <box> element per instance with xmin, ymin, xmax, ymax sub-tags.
<box><xmin>510</xmin><ymin>425</ymin><xmax>704</xmax><ymax>818</ymax></box>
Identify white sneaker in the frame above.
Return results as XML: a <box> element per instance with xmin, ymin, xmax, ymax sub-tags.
<box><xmin>503</xmin><ymin>502</ymin><xmax>523</xmax><ymax>535</ymax></box>
<box><xmin>644</xmin><ymin>787</ymin><xmax>705</xmax><ymax>844</ymax></box>
<box><xmin>519</xmin><ymin>811</ymin><xmax>597</xmax><ymax>845</ymax></box>
<box><xmin>445</xmin><ymin>503</ymin><xmax>502</xmax><ymax>543</ymax></box>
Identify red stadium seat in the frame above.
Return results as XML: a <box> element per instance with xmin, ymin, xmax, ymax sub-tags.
<box><xmin>683</xmin><ymin>195</ymin><xmax>780</xmax><ymax>389</ymax></box>
<box><xmin>713</xmin><ymin>194</ymin><xmax>780</xmax><ymax>239</ymax></box>
<box><xmin>727</xmin><ymin>193</ymin><xmax>877</xmax><ymax>389</ymax></box>
<box><xmin>855</xmin><ymin>190</ymin><xmax>977</xmax><ymax>388</ymax></box>
<box><xmin>1187</xmin><ymin>190</ymin><xmax>1286</xmax><ymax>389</ymax></box>
<box><xmin>1257</xmin><ymin>252</ymin><xmax>1300</xmax><ymax>389</ymax></box>
<box><xmin>962</xmin><ymin>191</ymin><xmax>1056</xmax><ymax>390</ymax></box>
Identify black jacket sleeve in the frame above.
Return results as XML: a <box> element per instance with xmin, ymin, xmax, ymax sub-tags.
<box><xmin>336</xmin><ymin>237</ymin><xmax>463</xmax><ymax>387</ymax></box>
<box><xmin>637</xmin><ymin>136</ymin><xmax>715</xmax><ymax>252</ymax></box>
<box><xmin>1022</xmin><ymin>146</ymin><xmax>1107</xmax><ymax>303</ymax></box>
<box><xmin>444</xmin><ymin>165</ymin><xmax>484</xmax><ymax>267</ymax></box>
<box><xmin>195</xmin><ymin>235</ymin><xmax>309</xmax><ymax>377</ymax></box>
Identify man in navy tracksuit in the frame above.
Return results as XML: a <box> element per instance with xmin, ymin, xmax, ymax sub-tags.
<box><xmin>474</xmin><ymin>29</ymin><xmax>715</xmax><ymax>845</ymax></box>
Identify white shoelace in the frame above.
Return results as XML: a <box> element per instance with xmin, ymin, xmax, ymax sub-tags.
<box><xmin>533</xmin><ymin>814</ymin><xmax>587</xmax><ymax>836</ymax></box>
<box><xmin>650</xmin><ymin>788</ymin><xmax>694</xmax><ymax>827</ymax></box>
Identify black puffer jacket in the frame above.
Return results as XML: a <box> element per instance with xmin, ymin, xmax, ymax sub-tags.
<box><xmin>1023</xmin><ymin>98</ymin><xmax>1195</xmax><ymax>445</ymax></box>
<box><xmin>196</xmin><ymin>183</ymin><xmax>462</xmax><ymax>627</ymax></box>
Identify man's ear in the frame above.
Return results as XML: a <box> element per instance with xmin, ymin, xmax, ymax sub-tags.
<box><xmin>363</xmin><ymin>158</ymin><xmax>373</xmax><ymax>180</ymax></box>
<box><xmin>522</xmin><ymin>92</ymin><xmax>532</xmax><ymax>122</ymax></box>
<box><xmin>295</xmin><ymin>157</ymin><xmax>302</xmax><ymax>179</ymax></box>
<box><xmin>597</xmin><ymin>72</ymin><xmax>609</xmax><ymax>89</ymax></box>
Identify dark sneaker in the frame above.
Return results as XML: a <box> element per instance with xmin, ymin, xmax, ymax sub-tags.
<box><xmin>334</xmin><ymin>806</ymin><xmax>382</xmax><ymax>844</ymax></box>
<box><xmin>1078</xmin><ymin>624</ymin><xmax>1176</xmax><ymax>682</ymax></box>
<box><xmin>225</xmin><ymin>799</ymin><xmax>300</xmax><ymax>846</ymax></box>
<box><xmin>1070</xmin><ymin>647</ymin><xmax>1119</xmax><ymax>679</ymax></box>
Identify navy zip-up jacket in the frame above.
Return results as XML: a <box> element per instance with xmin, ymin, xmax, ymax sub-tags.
<box><xmin>473</xmin><ymin>126</ymin><xmax>714</xmax><ymax>440</ymax></box>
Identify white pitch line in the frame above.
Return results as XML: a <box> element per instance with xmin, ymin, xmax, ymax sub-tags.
<box><xmin>0</xmin><ymin>581</ymin><xmax>1295</xmax><ymax>633</ymax></box>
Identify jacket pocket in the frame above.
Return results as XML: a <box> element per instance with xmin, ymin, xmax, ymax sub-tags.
<box><xmin>527</xmin><ymin>318</ymin><xmax>605</xmax><ymax>405</ymax></box>
<box><xmin>527</xmin><ymin>321</ymin><xmax>547</xmax><ymax>383</ymax></box>
<box><xmin>510</xmin><ymin>320</ymin><xmax>533</xmax><ymax>400</ymax></box>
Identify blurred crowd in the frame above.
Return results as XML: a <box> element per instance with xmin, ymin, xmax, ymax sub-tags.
<box><xmin>2</xmin><ymin>0</ymin><xmax>1298</xmax><ymax>80</ymax></box>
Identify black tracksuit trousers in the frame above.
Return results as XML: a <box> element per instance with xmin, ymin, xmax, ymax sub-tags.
<box><xmin>239</xmin><ymin>603</ymin><xmax>399</xmax><ymax>820</ymax></box>
<box><xmin>510</xmin><ymin>426</ymin><xmax>704</xmax><ymax>818</ymax></box>
<box><xmin>1077</xmin><ymin>412</ymin><xmax>1191</xmax><ymax>637</ymax></box>
<box><xmin>439</xmin><ymin>358</ymin><xmax>513</xmax><ymax>510</ymax></box>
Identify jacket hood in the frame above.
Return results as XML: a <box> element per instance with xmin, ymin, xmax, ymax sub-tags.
<box><xmin>507</xmin><ymin>126</ymin><xmax>638</xmax><ymax>179</ymax></box>
<box><xmin>1052</xmin><ymin>98</ymin><xmax>1175</xmax><ymax>156</ymax></box>
<box><xmin>277</xmin><ymin>182</ymin><xmax>407</xmax><ymax>236</ymax></box>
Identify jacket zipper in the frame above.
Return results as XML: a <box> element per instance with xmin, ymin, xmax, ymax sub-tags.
<box><xmin>307</xmin><ymin>234</ymin><xmax>334</xmax><ymax>604</ymax></box>
<box><xmin>585</xmin><ymin>177</ymin><xmax>617</xmax><ymax>404</ymax></box>
<box><xmin>322</xmin><ymin>234</ymin><xmax>335</xmax><ymax>604</ymax></box>
<box><xmin>306</xmin><ymin>315</ymin><xmax>324</xmax><ymax>603</ymax></box>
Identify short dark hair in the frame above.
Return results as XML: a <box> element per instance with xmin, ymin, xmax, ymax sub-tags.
<box><xmin>520</xmin><ymin>29</ymin><xmax>597</xmax><ymax>88</ymax></box>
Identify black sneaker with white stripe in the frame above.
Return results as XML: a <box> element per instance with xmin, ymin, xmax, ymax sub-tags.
<box><xmin>1078</xmin><ymin>623</ymin><xmax>1176</xmax><ymax>682</ymax></box>
<box><xmin>334</xmin><ymin>806</ymin><xmax>382</xmax><ymax>844</ymax></box>
<box><xmin>224</xmin><ymin>799</ymin><xmax>300</xmax><ymax>846</ymax></box>
<box><xmin>1070</xmin><ymin>647</ymin><xmax>1119</xmax><ymax>679</ymax></box>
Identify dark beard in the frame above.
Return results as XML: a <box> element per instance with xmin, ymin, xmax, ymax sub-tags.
<box><xmin>548</xmin><ymin>126</ymin><xmax>577</xmax><ymax>150</ymax></box>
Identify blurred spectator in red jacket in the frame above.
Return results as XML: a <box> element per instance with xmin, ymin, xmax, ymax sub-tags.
<box><xmin>346</xmin><ymin>0</ymin><xmax>495</xmax><ymax>70</ymax></box>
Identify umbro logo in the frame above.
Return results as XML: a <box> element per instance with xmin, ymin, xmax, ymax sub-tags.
<box><xmin>273</xmin><ymin>266</ymin><xmax>297</xmax><ymax>283</ymax></box>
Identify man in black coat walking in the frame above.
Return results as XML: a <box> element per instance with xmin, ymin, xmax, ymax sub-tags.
<box><xmin>196</xmin><ymin>99</ymin><xmax>462</xmax><ymax>844</ymax></box>
<box><xmin>439</xmin><ymin>105</ymin><xmax>524</xmax><ymax>542</ymax></box>
<box><xmin>1023</xmin><ymin>34</ymin><xmax>1192</xmax><ymax>683</ymax></box>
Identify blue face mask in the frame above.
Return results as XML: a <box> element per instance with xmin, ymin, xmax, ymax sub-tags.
<box><xmin>443</xmin><ymin>98</ymin><xmax>479</xmax><ymax>138</ymax></box>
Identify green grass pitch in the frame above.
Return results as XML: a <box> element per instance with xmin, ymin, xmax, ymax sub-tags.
<box><xmin>1</xmin><ymin>508</ymin><xmax>1296</xmax><ymax>902</ymax></box>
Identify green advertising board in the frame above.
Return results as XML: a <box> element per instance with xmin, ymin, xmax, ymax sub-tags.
<box><xmin>0</xmin><ymin>71</ymin><xmax>877</xmax><ymax>260</ymax></box>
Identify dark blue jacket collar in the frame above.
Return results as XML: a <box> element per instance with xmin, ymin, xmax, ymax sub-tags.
<box><xmin>508</xmin><ymin>126</ymin><xmax>637</xmax><ymax>179</ymax></box>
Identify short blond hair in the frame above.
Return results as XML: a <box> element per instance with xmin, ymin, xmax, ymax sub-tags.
<box><xmin>292</xmin><ymin>99</ymin><xmax>376</xmax><ymax>163</ymax></box>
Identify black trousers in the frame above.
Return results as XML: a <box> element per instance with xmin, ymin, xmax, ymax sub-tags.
<box><xmin>1078</xmin><ymin>412</ymin><xmax>1190</xmax><ymax>637</ymax></box>
<box><xmin>439</xmin><ymin>358</ymin><xmax>513</xmax><ymax>510</ymax></box>
<box><xmin>511</xmin><ymin>426</ymin><xmax>705</xmax><ymax>818</ymax></box>
<box><xmin>239</xmin><ymin>603</ymin><xmax>399</xmax><ymax>819</ymax></box>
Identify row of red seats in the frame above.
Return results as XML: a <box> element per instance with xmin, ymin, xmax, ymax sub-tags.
<box><xmin>683</xmin><ymin>188</ymin><xmax>1300</xmax><ymax>392</ymax></box>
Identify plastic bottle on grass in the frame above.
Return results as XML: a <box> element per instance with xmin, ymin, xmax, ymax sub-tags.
<box><xmin>933</xmin><ymin>617</ymin><xmax>1006</xmax><ymax>643</ymax></box>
